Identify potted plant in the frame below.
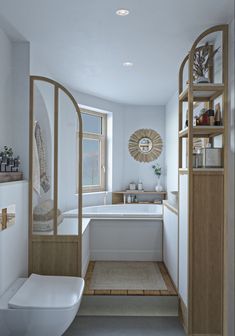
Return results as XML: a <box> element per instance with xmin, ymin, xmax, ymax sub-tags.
<box><xmin>152</xmin><ymin>163</ymin><xmax>163</xmax><ymax>191</ymax></box>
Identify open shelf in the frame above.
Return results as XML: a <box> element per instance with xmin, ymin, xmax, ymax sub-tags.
<box><xmin>179</xmin><ymin>83</ymin><xmax>224</xmax><ymax>102</ymax></box>
<box><xmin>179</xmin><ymin>168</ymin><xmax>224</xmax><ymax>174</ymax></box>
<box><xmin>179</xmin><ymin>126</ymin><xmax>224</xmax><ymax>138</ymax></box>
<box><xmin>115</xmin><ymin>202</ymin><xmax>162</xmax><ymax>205</ymax></box>
<box><xmin>113</xmin><ymin>190</ymin><xmax>166</xmax><ymax>195</ymax></box>
<box><xmin>112</xmin><ymin>190</ymin><xmax>167</xmax><ymax>204</ymax></box>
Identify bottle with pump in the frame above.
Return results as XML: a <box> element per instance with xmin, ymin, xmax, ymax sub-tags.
<box><xmin>137</xmin><ymin>180</ymin><xmax>143</xmax><ymax>191</ymax></box>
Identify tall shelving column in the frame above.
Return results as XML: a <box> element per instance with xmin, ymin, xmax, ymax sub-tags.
<box><xmin>178</xmin><ymin>25</ymin><xmax>228</xmax><ymax>336</ymax></box>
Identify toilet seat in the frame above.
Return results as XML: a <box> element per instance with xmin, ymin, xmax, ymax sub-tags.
<box><xmin>8</xmin><ymin>274</ymin><xmax>84</xmax><ymax>310</ymax></box>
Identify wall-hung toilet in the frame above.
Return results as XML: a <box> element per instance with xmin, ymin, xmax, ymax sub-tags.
<box><xmin>0</xmin><ymin>274</ymin><xmax>84</xmax><ymax>336</ymax></box>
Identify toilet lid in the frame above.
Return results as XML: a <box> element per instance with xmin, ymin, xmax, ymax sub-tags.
<box><xmin>8</xmin><ymin>274</ymin><xmax>84</xmax><ymax>309</ymax></box>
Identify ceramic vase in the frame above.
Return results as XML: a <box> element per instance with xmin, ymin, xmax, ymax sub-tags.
<box><xmin>155</xmin><ymin>176</ymin><xmax>163</xmax><ymax>192</ymax></box>
<box><xmin>196</xmin><ymin>76</ymin><xmax>209</xmax><ymax>84</ymax></box>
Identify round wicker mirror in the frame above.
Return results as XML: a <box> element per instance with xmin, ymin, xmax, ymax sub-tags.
<box><xmin>128</xmin><ymin>129</ymin><xmax>163</xmax><ymax>162</ymax></box>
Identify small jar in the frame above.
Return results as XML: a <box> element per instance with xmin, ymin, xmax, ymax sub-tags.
<box><xmin>129</xmin><ymin>182</ymin><xmax>136</xmax><ymax>191</ymax></box>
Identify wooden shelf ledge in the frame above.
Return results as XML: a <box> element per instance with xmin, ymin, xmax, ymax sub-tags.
<box><xmin>113</xmin><ymin>191</ymin><xmax>167</xmax><ymax>195</ymax></box>
<box><xmin>179</xmin><ymin>168</ymin><xmax>224</xmax><ymax>175</ymax></box>
<box><xmin>179</xmin><ymin>126</ymin><xmax>224</xmax><ymax>138</ymax></box>
<box><xmin>179</xmin><ymin>83</ymin><xmax>224</xmax><ymax>102</ymax></box>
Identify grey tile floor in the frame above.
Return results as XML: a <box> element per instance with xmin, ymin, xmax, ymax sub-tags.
<box><xmin>64</xmin><ymin>316</ymin><xmax>185</xmax><ymax>336</ymax></box>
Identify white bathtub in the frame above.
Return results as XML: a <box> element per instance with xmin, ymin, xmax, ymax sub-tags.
<box><xmin>65</xmin><ymin>204</ymin><xmax>162</xmax><ymax>219</ymax></box>
<box><xmin>64</xmin><ymin>204</ymin><xmax>163</xmax><ymax>262</ymax></box>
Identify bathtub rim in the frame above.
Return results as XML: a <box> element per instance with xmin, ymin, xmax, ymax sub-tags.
<box><xmin>64</xmin><ymin>203</ymin><xmax>163</xmax><ymax>220</ymax></box>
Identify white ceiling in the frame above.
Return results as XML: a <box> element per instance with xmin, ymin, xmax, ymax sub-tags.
<box><xmin>0</xmin><ymin>0</ymin><xmax>234</xmax><ymax>105</ymax></box>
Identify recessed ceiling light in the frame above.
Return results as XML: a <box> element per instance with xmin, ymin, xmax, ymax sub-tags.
<box><xmin>116</xmin><ymin>9</ymin><xmax>130</xmax><ymax>16</ymax></box>
<box><xmin>123</xmin><ymin>62</ymin><xmax>133</xmax><ymax>67</ymax></box>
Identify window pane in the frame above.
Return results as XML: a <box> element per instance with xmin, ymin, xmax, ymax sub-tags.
<box><xmin>82</xmin><ymin>113</ymin><xmax>102</xmax><ymax>134</ymax></box>
<box><xmin>83</xmin><ymin>139</ymin><xmax>100</xmax><ymax>186</ymax></box>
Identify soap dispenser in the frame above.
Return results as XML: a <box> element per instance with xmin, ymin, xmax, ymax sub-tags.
<box><xmin>137</xmin><ymin>180</ymin><xmax>143</xmax><ymax>191</ymax></box>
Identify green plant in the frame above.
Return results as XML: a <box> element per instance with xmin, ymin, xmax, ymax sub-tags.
<box><xmin>1</xmin><ymin>146</ymin><xmax>13</xmax><ymax>157</ymax></box>
<box><xmin>152</xmin><ymin>163</ymin><xmax>161</xmax><ymax>177</ymax></box>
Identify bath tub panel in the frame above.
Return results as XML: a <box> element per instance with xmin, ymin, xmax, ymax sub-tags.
<box><xmin>90</xmin><ymin>219</ymin><xmax>162</xmax><ymax>261</ymax></box>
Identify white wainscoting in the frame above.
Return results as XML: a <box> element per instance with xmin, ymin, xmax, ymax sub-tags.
<box><xmin>82</xmin><ymin>224</ymin><xmax>90</xmax><ymax>278</ymax></box>
<box><xmin>89</xmin><ymin>219</ymin><xmax>163</xmax><ymax>261</ymax></box>
<box><xmin>163</xmin><ymin>205</ymin><xmax>178</xmax><ymax>289</ymax></box>
<box><xmin>179</xmin><ymin>174</ymin><xmax>188</xmax><ymax>307</ymax></box>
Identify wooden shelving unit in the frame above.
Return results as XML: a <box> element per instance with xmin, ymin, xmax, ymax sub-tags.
<box><xmin>178</xmin><ymin>25</ymin><xmax>228</xmax><ymax>336</ymax></box>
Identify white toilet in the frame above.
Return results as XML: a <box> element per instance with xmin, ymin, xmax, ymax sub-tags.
<box><xmin>0</xmin><ymin>273</ymin><xmax>84</xmax><ymax>336</ymax></box>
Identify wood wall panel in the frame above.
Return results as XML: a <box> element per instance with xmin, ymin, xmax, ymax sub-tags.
<box><xmin>32</xmin><ymin>241</ymin><xmax>80</xmax><ymax>276</ymax></box>
<box><xmin>191</xmin><ymin>174</ymin><xmax>223</xmax><ymax>335</ymax></box>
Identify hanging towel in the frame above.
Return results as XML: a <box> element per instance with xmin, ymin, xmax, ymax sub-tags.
<box><xmin>33</xmin><ymin>121</ymin><xmax>40</xmax><ymax>194</ymax></box>
<box><xmin>35</xmin><ymin>122</ymin><xmax>51</xmax><ymax>193</ymax></box>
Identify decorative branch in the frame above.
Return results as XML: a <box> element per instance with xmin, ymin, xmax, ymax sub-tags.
<box><xmin>193</xmin><ymin>42</ymin><xmax>220</xmax><ymax>82</ymax></box>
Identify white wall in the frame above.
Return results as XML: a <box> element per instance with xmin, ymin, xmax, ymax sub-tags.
<box><xmin>35</xmin><ymin>86</ymin><xmax>166</xmax><ymax>210</ymax></box>
<box><xmin>0</xmin><ymin>27</ymin><xmax>13</xmax><ymax>148</ymax></box>
<box><xmin>12</xmin><ymin>41</ymin><xmax>30</xmax><ymax>179</ymax></box>
<box><xmin>165</xmin><ymin>92</ymin><xmax>178</xmax><ymax>193</ymax></box>
<box><xmin>122</xmin><ymin>105</ymin><xmax>165</xmax><ymax>191</ymax></box>
<box><xmin>0</xmin><ymin>24</ymin><xmax>30</xmax><ymax>295</ymax></box>
<box><xmin>0</xmin><ymin>181</ymin><xmax>28</xmax><ymax>296</ymax></box>
<box><xmin>71</xmin><ymin>92</ymin><xmax>166</xmax><ymax>193</ymax></box>
<box><xmin>0</xmin><ymin>26</ymin><xmax>30</xmax><ymax>179</ymax></box>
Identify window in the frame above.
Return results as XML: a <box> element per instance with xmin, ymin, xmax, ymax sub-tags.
<box><xmin>81</xmin><ymin>109</ymin><xmax>106</xmax><ymax>192</ymax></box>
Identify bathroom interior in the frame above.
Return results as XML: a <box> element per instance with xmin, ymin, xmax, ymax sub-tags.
<box><xmin>0</xmin><ymin>1</ymin><xmax>234</xmax><ymax>336</ymax></box>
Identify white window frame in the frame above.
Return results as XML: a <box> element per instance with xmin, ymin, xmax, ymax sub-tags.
<box><xmin>81</xmin><ymin>109</ymin><xmax>106</xmax><ymax>193</ymax></box>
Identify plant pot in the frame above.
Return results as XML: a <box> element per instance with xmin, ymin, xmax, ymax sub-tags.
<box><xmin>155</xmin><ymin>176</ymin><xmax>163</xmax><ymax>192</ymax></box>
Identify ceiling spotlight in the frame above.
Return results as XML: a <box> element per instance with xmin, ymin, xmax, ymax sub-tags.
<box><xmin>123</xmin><ymin>62</ymin><xmax>133</xmax><ymax>67</ymax></box>
<box><xmin>116</xmin><ymin>9</ymin><xmax>130</xmax><ymax>16</ymax></box>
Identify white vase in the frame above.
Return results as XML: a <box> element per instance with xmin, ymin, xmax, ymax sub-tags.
<box><xmin>155</xmin><ymin>176</ymin><xmax>163</xmax><ymax>192</ymax></box>
<box><xmin>196</xmin><ymin>76</ymin><xmax>209</xmax><ymax>84</ymax></box>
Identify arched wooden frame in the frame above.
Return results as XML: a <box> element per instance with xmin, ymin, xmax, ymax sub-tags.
<box><xmin>128</xmin><ymin>129</ymin><xmax>163</xmax><ymax>162</ymax></box>
<box><xmin>29</xmin><ymin>76</ymin><xmax>83</xmax><ymax>276</ymax></box>
<box><xmin>178</xmin><ymin>25</ymin><xmax>228</xmax><ymax>335</ymax></box>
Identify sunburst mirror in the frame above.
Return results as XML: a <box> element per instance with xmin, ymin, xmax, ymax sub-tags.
<box><xmin>128</xmin><ymin>129</ymin><xmax>163</xmax><ymax>163</ymax></box>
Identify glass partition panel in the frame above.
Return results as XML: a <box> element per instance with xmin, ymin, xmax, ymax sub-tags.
<box><xmin>32</xmin><ymin>82</ymin><xmax>54</xmax><ymax>235</ymax></box>
<box><xmin>57</xmin><ymin>90</ymin><xmax>80</xmax><ymax>235</ymax></box>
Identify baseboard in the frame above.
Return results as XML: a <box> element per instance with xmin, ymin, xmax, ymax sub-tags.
<box><xmin>90</xmin><ymin>249</ymin><xmax>162</xmax><ymax>261</ymax></box>
<box><xmin>178</xmin><ymin>296</ymin><xmax>188</xmax><ymax>334</ymax></box>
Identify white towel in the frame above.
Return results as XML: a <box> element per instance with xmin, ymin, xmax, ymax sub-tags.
<box><xmin>33</xmin><ymin>121</ymin><xmax>40</xmax><ymax>194</ymax></box>
<box><xmin>35</xmin><ymin>121</ymin><xmax>50</xmax><ymax>193</ymax></box>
